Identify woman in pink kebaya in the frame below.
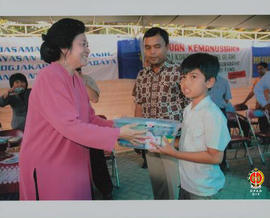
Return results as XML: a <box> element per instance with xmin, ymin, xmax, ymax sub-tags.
<box><xmin>19</xmin><ymin>18</ymin><xmax>145</xmax><ymax>200</ymax></box>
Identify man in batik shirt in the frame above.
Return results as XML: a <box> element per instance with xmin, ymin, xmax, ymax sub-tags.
<box><xmin>133</xmin><ymin>27</ymin><xmax>188</xmax><ymax>200</ymax></box>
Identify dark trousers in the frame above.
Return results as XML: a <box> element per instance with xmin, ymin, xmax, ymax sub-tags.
<box><xmin>134</xmin><ymin>149</ymin><xmax>147</xmax><ymax>164</ymax></box>
<box><xmin>220</xmin><ymin>108</ymin><xmax>229</xmax><ymax>170</ymax></box>
<box><xmin>90</xmin><ymin>148</ymin><xmax>113</xmax><ymax>197</ymax></box>
<box><xmin>258</xmin><ymin>116</ymin><xmax>270</xmax><ymax>133</ymax></box>
<box><xmin>178</xmin><ymin>188</ymin><xmax>221</xmax><ymax>200</ymax></box>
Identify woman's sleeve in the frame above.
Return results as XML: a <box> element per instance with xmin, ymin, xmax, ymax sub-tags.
<box><xmin>35</xmin><ymin>73</ymin><xmax>120</xmax><ymax>151</ymax></box>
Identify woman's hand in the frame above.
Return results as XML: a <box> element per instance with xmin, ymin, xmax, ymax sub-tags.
<box><xmin>119</xmin><ymin>123</ymin><xmax>146</xmax><ymax>145</ymax></box>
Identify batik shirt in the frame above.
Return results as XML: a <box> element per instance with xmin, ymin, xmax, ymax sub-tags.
<box><xmin>133</xmin><ymin>61</ymin><xmax>188</xmax><ymax>122</ymax></box>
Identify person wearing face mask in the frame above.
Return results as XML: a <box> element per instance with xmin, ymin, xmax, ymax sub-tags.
<box><xmin>0</xmin><ymin>73</ymin><xmax>31</xmax><ymax>131</ymax></box>
<box><xmin>19</xmin><ymin>18</ymin><xmax>146</xmax><ymax>200</ymax></box>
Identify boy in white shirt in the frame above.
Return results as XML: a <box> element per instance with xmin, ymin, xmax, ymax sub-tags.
<box><xmin>151</xmin><ymin>53</ymin><xmax>231</xmax><ymax>199</ymax></box>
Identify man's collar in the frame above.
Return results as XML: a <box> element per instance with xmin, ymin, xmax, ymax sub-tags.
<box><xmin>146</xmin><ymin>60</ymin><xmax>173</xmax><ymax>73</ymax></box>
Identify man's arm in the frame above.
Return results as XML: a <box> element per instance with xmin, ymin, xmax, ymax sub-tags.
<box><xmin>0</xmin><ymin>89</ymin><xmax>13</xmax><ymax>107</ymax></box>
<box><xmin>0</xmin><ymin>87</ymin><xmax>14</xmax><ymax>101</ymax></box>
<box><xmin>86</xmin><ymin>86</ymin><xmax>99</xmax><ymax>103</ymax></box>
<box><xmin>239</xmin><ymin>79</ymin><xmax>257</xmax><ymax>105</ymax></box>
<box><xmin>132</xmin><ymin>74</ymin><xmax>144</xmax><ymax>118</ymax></box>
<box><xmin>242</xmin><ymin>91</ymin><xmax>254</xmax><ymax>104</ymax></box>
<box><xmin>135</xmin><ymin>103</ymin><xmax>143</xmax><ymax>117</ymax></box>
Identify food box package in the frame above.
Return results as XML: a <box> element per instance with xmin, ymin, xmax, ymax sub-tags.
<box><xmin>114</xmin><ymin>117</ymin><xmax>181</xmax><ymax>150</ymax></box>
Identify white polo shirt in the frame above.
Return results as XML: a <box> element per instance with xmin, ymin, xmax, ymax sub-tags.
<box><xmin>179</xmin><ymin>96</ymin><xmax>231</xmax><ymax>196</ymax></box>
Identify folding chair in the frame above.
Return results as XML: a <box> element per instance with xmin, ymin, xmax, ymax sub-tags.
<box><xmin>265</xmin><ymin>110</ymin><xmax>270</xmax><ymax>125</ymax></box>
<box><xmin>246</xmin><ymin>109</ymin><xmax>270</xmax><ymax>164</ymax></box>
<box><xmin>105</xmin><ymin>150</ymin><xmax>120</xmax><ymax>188</ymax></box>
<box><xmin>226</xmin><ymin>112</ymin><xmax>254</xmax><ymax>167</ymax></box>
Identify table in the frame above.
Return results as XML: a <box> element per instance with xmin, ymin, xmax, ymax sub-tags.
<box><xmin>0</xmin><ymin>152</ymin><xmax>19</xmax><ymax>195</ymax></box>
<box><xmin>0</xmin><ymin>129</ymin><xmax>22</xmax><ymax>199</ymax></box>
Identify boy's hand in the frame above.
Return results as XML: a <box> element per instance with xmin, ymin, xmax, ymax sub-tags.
<box><xmin>149</xmin><ymin>136</ymin><xmax>176</xmax><ymax>156</ymax></box>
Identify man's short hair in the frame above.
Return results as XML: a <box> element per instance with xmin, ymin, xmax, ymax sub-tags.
<box><xmin>181</xmin><ymin>53</ymin><xmax>220</xmax><ymax>81</ymax></box>
<box><xmin>256</xmin><ymin>62</ymin><xmax>268</xmax><ymax>69</ymax></box>
<box><xmin>143</xmin><ymin>27</ymin><xmax>169</xmax><ymax>45</ymax></box>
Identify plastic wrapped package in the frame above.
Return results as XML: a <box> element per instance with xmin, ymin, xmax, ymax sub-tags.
<box><xmin>114</xmin><ymin>117</ymin><xmax>181</xmax><ymax>150</ymax></box>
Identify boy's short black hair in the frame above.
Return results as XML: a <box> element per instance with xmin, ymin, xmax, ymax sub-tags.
<box><xmin>143</xmin><ymin>27</ymin><xmax>169</xmax><ymax>45</ymax></box>
<box><xmin>256</xmin><ymin>62</ymin><xmax>268</xmax><ymax>69</ymax></box>
<box><xmin>181</xmin><ymin>53</ymin><xmax>220</xmax><ymax>81</ymax></box>
<box><xmin>9</xmin><ymin>73</ymin><xmax>28</xmax><ymax>88</ymax></box>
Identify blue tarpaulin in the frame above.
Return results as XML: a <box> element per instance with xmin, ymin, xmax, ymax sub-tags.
<box><xmin>117</xmin><ymin>38</ymin><xmax>143</xmax><ymax>79</ymax></box>
<box><xmin>252</xmin><ymin>42</ymin><xmax>270</xmax><ymax>77</ymax></box>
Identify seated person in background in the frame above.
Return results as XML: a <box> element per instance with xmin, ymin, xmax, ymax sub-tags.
<box><xmin>77</xmin><ymin>69</ymin><xmax>114</xmax><ymax>200</ymax></box>
<box><xmin>151</xmin><ymin>53</ymin><xmax>231</xmax><ymax>200</ymax></box>
<box><xmin>208</xmin><ymin>75</ymin><xmax>232</xmax><ymax>114</ymax></box>
<box><xmin>237</xmin><ymin>62</ymin><xmax>269</xmax><ymax>109</ymax></box>
<box><xmin>254</xmin><ymin>67</ymin><xmax>270</xmax><ymax>133</ymax></box>
<box><xmin>0</xmin><ymin>73</ymin><xmax>31</xmax><ymax>131</ymax></box>
<box><xmin>236</xmin><ymin>62</ymin><xmax>269</xmax><ymax>132</ymax></box>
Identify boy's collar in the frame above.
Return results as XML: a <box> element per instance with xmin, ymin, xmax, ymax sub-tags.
<box><xmin>190</xmin><ymin>95</ymin><xmax>211</xmax><ymax>111</ymax></box>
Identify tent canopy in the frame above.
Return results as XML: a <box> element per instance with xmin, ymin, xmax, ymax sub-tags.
<box><xmin>1</xmin><ymin>15</ymin><xmax>270</xmax><ymax>30</ymax></box>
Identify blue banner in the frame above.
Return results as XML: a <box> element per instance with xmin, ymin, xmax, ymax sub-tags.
<box><xmin>117</xmin><ymin>39</ymin><xmax>143</xmax><ymax>79</ymax></box>
<box><xmin>252</xmin><ymin>43</ymin><xmax>270</xmax><ymax>77</ymax></box>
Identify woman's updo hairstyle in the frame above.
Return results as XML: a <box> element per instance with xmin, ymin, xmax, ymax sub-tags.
<box><xmin>40</xmin><ymin>18</ymin><xmax>85</xmax><ymax>63</ymax></box>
